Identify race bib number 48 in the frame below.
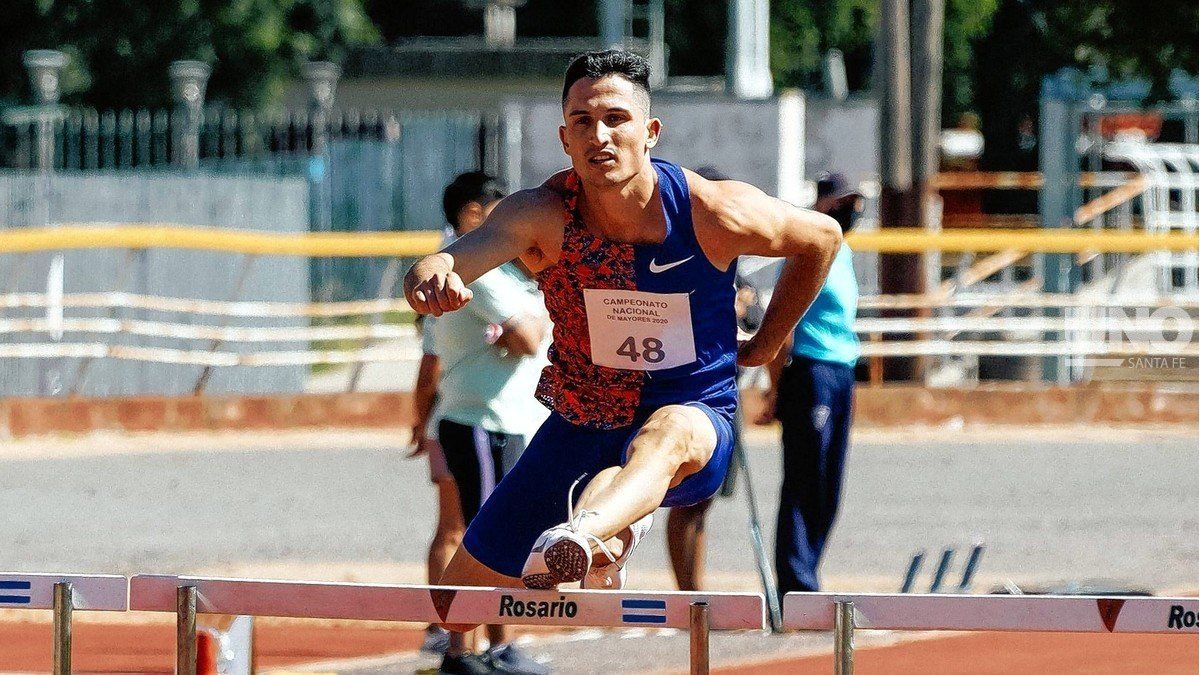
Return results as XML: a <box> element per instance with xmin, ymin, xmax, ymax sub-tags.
<box><xmin>583</xmin><ymin>289</ymin><xmax>697</xmax><ymax>371</ymax></box>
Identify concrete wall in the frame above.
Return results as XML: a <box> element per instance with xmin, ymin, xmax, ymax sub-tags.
<box><xmin>0</xmin><ymin>171</ymin><xmax>310</xmax><ymax>398</ymax></box>
<box><xmin>804</xmin><ymin>95</ymin><xmax>879</xmax><ymax>187</ymax></box>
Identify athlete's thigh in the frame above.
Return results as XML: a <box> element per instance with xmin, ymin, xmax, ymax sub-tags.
<box><xmin>461</xmin><ymin>413</ymin><xmax>618</xmax><ymax>579</ymax></box>
<box><xmin>656</xmin><ymin>402</ymin><xmax>736</xmax><ymax>508</ymax></box>
<box><xmin>621</xmin><ymin>404</ymin><xmax>719</xmax><ymax>481</ymax></box>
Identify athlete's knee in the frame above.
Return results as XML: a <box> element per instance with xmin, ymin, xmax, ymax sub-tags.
<box><xmin>635</xmin><ymin>405</ymin><xmax>717</xmax><ymax>465</ymax></box>
<box><xmin>636</xmin><ymin>406</ymin><xmax>699</xmax><ymax>454</ymax></box>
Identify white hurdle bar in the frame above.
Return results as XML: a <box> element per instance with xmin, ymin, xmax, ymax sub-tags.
<box><xmin>130</xmin><ymin>574</ymin><xmax>765</xmax><ymax>675</ymax></box>
<box><xmin>784</xmin><ymin>592</ymin><xmax>1200</xmax><ymax>674</ymax></box>
<box><xmin>0</xmin><ymin>572</ymin><xmax>129</xmax><ymax>675</ymax></box>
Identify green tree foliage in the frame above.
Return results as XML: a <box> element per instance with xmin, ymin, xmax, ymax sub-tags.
<box><xmin>0</xmin><ymin>0</ymin><xmax>378</xmax><ymax>109</ymax></box>
<box><xmin>975</xmin><ymin>0</ymin><xmax>1198</xmax><ymax>171</ymax></box>
<box><xmin>769</xmin><ymin>0</ymin><xmax>997</xmax><ymax>122</ymax></box>
<box><xmin>942</xmin><ymin>0</ymin><xmax>999</xmax><ymax>122</ymax></box>
<box><xmin>769</xmin><ymin>0</ymin><xmax>878</xmax><ymax>92</ymax></box>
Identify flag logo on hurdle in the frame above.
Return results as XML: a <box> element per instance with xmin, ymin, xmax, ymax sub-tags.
<box><xmin>1097</xmin><ymin>598</ymin><xmax>1126</xmax><ymax>632</ymax></box>
<box><xmin>621</xmin><ymin>598</ymin><xmax>668</xmax><ymax>625</ymax></box>
<box><xmin>0</xmin><ymin>580</ymin><xmax>32</xmax><ymax>605</ymax></box>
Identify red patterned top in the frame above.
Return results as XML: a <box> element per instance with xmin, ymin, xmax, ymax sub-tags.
<box><xmin>535</xmin><ymin>172</ymin><xmax>646</xmax><ymax>428</ymax></box>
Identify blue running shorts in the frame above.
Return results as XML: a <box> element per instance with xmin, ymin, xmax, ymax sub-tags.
<box><xmin>461</xmin><ymin>402</ymin><xmax>735</xmax><ymax>578</ymax></box>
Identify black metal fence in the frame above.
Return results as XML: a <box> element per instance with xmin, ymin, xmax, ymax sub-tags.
<box><xmin>0</xmin><ymin>106</ymin><xmax>447</xmax><ymax>172</ymax></box>
<box><xmin>0</xmin><ymin>105</ymin><xmax>490</xmax><ymax>301</ymax></box>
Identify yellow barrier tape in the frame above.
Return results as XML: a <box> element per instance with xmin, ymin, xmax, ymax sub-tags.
<box><xmin>0</xmin><ymin>224</ymin><xmax>1195</xmax><ymax>255</ymax></box>
<box><xmin>846</xmin><ymin>228</ymin><xmax>1199</xmax><ymax>253</ymax></box>
<box><xmin>0</xmin><ymin>225</ymin><xmax>442</xmax><ymax>257</ymax></box>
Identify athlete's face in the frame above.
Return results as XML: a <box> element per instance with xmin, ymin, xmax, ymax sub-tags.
<box><xmin>560</xmin><ymin>75</ymin><xmax>660</xmax><ymax>187</ymax></box>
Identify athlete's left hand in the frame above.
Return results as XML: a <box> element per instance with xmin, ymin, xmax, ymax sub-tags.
<box><xmin>737</xmin><ymin>335</ymin><xmax>781</xmax><ymax>367</ymax></box>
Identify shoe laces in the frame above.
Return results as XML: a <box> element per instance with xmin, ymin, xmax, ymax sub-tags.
<box><xmin>565</xmin><ymin>474</ymin><xmax>618</xmax><ymax>566</ymax></box>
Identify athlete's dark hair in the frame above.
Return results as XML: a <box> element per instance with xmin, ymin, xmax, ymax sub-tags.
<box><xmin>442</xmin><ymin>171</ymin><xmax>505</xmax><ymax>230</ymax></box>
<box><xmin>561</xmin><ymin>50</ymin><xmax>652</xmax><ymax>112</ymax></box>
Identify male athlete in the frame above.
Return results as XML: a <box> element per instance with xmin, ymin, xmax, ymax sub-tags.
<box><xmin>404</xmin><ymin>50</ymin><xmax>841</xmax><ymax>597</ymax></box>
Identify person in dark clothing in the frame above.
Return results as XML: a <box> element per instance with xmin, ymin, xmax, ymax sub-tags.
<box><xmin>756</xmin><ymin>173</ymin><xmax>863</xmax><ymax>594</ymax></box>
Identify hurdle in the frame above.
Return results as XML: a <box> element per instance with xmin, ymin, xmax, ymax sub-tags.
<box><xmin>784</xmin><ymin>592</ymin><xmax>1200</xmax><ymax>674</ymax></box>
<box><xmin>0</xmin><ymin>572</ymin><xmax>129</xmax><ymax>675</ymax></box>
<box><xmin>130</xmin><ymin>574</ymin><xmax>765</xmax><ymax>674</ymax></box>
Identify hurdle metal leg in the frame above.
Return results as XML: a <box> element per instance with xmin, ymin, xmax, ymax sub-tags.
<box><xmin>177</xmin><ymin>585</ymin><xmax>198</xmax><ymax>675</ymax></box>
<box><xmin>689</xmin><ymin>601</ymin><xmax>710</xmax><ymax>675</ymax></box>
<box><xmin>834</xmin><ymin>601</ymin><xmax>855</xmax><ymax>675</ymax></box>
<box><xmin>52</xmin><ymin>582</ymin><xmax>72</xmax><ymax>675</ymax></box>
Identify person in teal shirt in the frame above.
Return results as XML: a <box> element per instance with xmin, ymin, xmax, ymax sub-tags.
<box><xmin>757</xmin><ymin>172</ymin><xmax>862</xmax><ymax>596</ymax></box>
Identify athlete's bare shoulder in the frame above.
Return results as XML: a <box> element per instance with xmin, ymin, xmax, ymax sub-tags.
<box><xmin>485</xmin><ymin>174</ymin><xmax>567</xmax><ymax>272</ymax></box>
<box><xmin>683</xmin><ymin>167</ymin><xmax>840</xmax><ymax>265</ymax></box>
<box><xmin>681</xmin><ymin>167</ymin><xmax>768</xmax><ymax>268</ymax></box>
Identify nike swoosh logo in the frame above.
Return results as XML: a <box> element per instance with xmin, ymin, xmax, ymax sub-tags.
<box><xmin>648</xmin><ymin>256</ymin><xmax>694</xmax><ymax>273</ymax></box>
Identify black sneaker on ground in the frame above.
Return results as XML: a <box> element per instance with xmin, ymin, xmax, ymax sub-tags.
<box><xmin>487</xmin><ymin>643</ymin><xmax>550</xmax><ymax>674</ymax></box>
<box><xmin>438</xmin><ymin>652</ymin><xmax>495</xmax><ymax>675</ymax></box>
<box><xmin>421</xmin><ymin>624</ymin><xmax>451</xmax><ymax>655</ymax></box>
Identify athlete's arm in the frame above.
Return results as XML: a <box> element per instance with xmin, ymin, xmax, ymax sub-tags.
<box><xmin>689</xmin><ymin>175</ymin><xmax>842</xmax><ymax>367</ymax></box>
<box><xmin>494</xmin><ymin>313</ymin><xmax>549</xmax><ymax>356</ymax></box>
<box><xmin>403</xmin><ymin>188</ymin><xmax>557</xmax><ymax>316</ymax></box>
<box><xmin>753</xmin><ymin>334</ymin><xmax>792</xmax><ymax>425</ymax></box>
<box><xmin>408</xmin><ymin>352</ymin><xmax>441</xmax><ymax>457</ymax></box>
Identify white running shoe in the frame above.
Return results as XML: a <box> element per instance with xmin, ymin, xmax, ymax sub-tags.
<box><xmin>582</xmin><ymin>512</ymin><xmax>654</xmax><ymax>590</ymax></box>
<box><xmin>521</xmin><ymin>477</ymin><xmax>618</xmax><ymax>590</ymax></box>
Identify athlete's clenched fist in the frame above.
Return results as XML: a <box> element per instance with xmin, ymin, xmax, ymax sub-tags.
<box><xmin>404</xmin><ymin>253</ymin><xmax>474</xmax><ymax>316</ymax></box>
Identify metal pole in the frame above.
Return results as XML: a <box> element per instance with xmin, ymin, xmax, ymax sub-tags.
<box><xmin>929</xmin><ymin>547</ymin><xmax>955</xmax><ymax>593</ymax></box>
<box><xmin>834</xmin><ymin>601</ymin><xmax>855</xmax><ymax>675</ymax></box>
<box><xmin>900</xmin><ymin>551</ymin><xmax>925</xmax><ymax>593</ymax></box>
<box><xmin>689</xmin><ymin>601</ymin><xmax>710</xmax><ymax>675</ymax></box>
<box><xmin>957</xmin><ymin>543</ymin><xmax>986</xmax><ymax>592</ymax></box>
<box><xmin>731</xmin><ymin>424</ymin><xmax>783</xmax><ymax>630</ymax></box>
<box><xmin>177</xmin><ymin>585</ymin><xmax>198</xmax><ymax>675</ymax></box>
<box><xmin>52</xmin><ymin>582</ymin><xmax>72</xmax><ymax>675</ymax></box>
<box><xmin>878</xmin><ymin>0</ymin><xmax>924</xmax><ymax>382</ymax></box>
<box><xmin>910</xmin><ymin>0</ymin><xmax>944</xmax><ymax>384</ymax></box>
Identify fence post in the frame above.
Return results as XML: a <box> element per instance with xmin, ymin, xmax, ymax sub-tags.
<box><xmin>689</xmin><ymin>601</ymin><xmax>710</xmax><ymax>675</ymax></box>
<box><xmin>23</xmin><ymin>49</ymin><xmax>67</xmax><ymax>397</ymax></box>
<box><xmin>834</xmin><ymin>601</ymin><xmax>855</xmax><ymax>675</ymax></box>
<box><xmin>304</xmin><ymin>61</ymin><xmax>340</xmax><ymax>156</ymax></box>
<box><xmin>304</xmin><ymin>61</ymin><xmax>340</xmax><ymax>300</ymax></box>
<box><xmin>53</xmin><ymin>582</ymin><xmax>72</xmax><ymax>675</ymax></box>
<box><xmin>177</xmin><ymin>586</ymin><xmax>198</xmax><ymax>675</ymax></box>
<box><xmin>169</xmin><ymin>61</ymin><xmax>210</xmax><ymax>169</ymax></box>
<box><xmin>23</xmin><ymin>50</ymin><xmax>66</xmax><ymax>170</ymax></box>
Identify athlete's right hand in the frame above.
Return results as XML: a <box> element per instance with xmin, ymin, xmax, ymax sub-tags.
<box><xmin>404</xmin><ymin>253</ymin><xmax>473</xmax><ymax>316</ymax></box>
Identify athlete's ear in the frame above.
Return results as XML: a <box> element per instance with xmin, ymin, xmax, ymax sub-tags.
<box><xmin>559</xmin><ymin>124</ymin><xmax>568</xmax><ymax>153</ymax></box>
<box><xmin>645</xmin><ymin>117</ymin><xmax>661</xmax><ymax>149</ymax></box>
